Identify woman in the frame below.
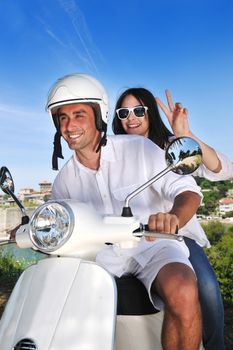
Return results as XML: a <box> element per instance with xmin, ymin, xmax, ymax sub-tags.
<box><xmin>112</xmin><ymin>88</ymin><xmax>232</xmax><ymax>180</ymax></box>
<box><xmin>112</xmin><ymin>87</ymin><xmax>233</xmax><ymax>350</ymax></box>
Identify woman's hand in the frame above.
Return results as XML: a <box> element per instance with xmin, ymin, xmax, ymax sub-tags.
<box><xmin>156</xmin><ymin>90</ymin><xmax>191</xmax><ymax>138</ymax></box>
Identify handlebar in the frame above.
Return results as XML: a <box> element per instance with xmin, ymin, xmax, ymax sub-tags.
<box><xmin>133</xmin><ymin>224</ymin><xmax>183</xmax><ymax>242</ymax></box>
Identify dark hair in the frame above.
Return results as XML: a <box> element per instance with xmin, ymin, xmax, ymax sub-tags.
<box><xmin>112</xmin><ymin>87</ymin><xmax>173</xmax><ymax>149</ymax></box>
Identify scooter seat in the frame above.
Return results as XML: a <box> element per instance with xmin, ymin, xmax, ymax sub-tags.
<box><xmin>115</xmin><ymin>275</ymin><xmax>158</xmax><ymax>315</ymax></box>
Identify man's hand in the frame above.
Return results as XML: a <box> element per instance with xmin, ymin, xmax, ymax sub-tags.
<box><xmin>156</xmin><ymin>90</ymin><xmax>191</xmax><ymax>138</ymax></box>
<box><xmin>146</xmin><ymin>212</ymin><xmax>179</xmax><ymax>241</ymax></box>
<box><xmin>146</xmin><ymin>191</ymin><xmax>201</xmax><ymax>242</ymax></box>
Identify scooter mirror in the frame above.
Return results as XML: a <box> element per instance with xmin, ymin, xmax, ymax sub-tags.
<box><xmin>0</xmin><ymin>166</ymin><xmax>29</xmax><ymax>224</ymax></box>
<box><xmin>0</xmin><ymin>166</ymin><xmax>15</xmax><ymax>194</ymax></box>
<box><xmin>165</xmin><ymin>137</ymin><xmax>202</xmax><ymax>175</ymax></box>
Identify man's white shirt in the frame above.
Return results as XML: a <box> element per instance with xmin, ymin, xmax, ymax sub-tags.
<box><xmin>52</xmin><ymin>134</ymin><xmax>209</xmax><ymax>252</ymax></box>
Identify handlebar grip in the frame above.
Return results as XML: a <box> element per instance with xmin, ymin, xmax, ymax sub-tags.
<box><xmin>142</xmin><ymin>224</ymin><xmax>179</xmax><ymax>234</ymax></box>
<box><xmin>133</xmin><ymin>224</ymin><xmax>181</xmax><ymax>241</ymax></box>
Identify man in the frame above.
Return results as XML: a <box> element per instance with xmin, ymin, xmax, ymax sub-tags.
<box><xmin>46</xmin><ymin>73</ymin><xmax>203</xmax><ymax>350</ymax></box>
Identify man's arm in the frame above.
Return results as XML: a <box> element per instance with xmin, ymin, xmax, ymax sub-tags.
<box><xmin>146</xmin><ymin>191</ymin><xmax>201</xmax><ymax>241</ymax></box>
<box><xmin>169</xmin><ymin>190</ymin><xmax>201</xmax><ymax>228</ymax></box>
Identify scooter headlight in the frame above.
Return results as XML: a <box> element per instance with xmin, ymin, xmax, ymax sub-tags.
<box><xmin>30</xmin><ymin>201</ymin><xmax>74</xmax><ymax>253</ymax></box>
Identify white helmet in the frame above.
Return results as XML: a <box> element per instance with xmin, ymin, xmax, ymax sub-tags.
<box><xmin>46</xmin><ymin>73</ymin><xmax>108</xmax><ymax>129</ymax></box>
<box><xmin>46</xmin><ymin>73</ymin><xmax>109</xmax><ymax>170</ymax></box>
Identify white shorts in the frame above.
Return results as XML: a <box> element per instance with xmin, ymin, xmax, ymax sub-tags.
<box><xmin>96</xmin><ymin>240</ymin><xmax>194</xmax><ymax>310</ymax></box>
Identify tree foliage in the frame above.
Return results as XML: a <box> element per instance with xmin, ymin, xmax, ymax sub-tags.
<box><xmin>203</xmin><ymin>222</ymin><xmax>233</xmax><ymax>304</ymax></box>
<box><xmin>202</xmin><ymin>220</ymin><xmax>225</xmax><ymax>244</ymax></box>
<box><xmin>0</xmin><ymin>252</ymin><xmax>24</xmax><ymax>284</ymax></box>
<box><xmin>223</xmin><ymin>211</ymin><xmax>233</xmax><ymax>218</ymax></box>
<box><xmin>195</xmin><ymin>177</ymin><xmax>233</xmax><ymax>215</ymax></box>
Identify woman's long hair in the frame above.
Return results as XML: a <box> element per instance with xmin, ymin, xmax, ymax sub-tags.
<box><xmin>112</xmin><ymin>87</ymin><xmax>173</xmax><ymax>149</ymax></box>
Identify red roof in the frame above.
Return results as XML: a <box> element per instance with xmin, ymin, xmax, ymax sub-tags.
<box><xmin>219</xmin><ymin>198</ymin><xmax>233</xmax><ymax>204</ymax></box>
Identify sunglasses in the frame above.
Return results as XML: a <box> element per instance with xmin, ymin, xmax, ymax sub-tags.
<box><xmin>116</xmin><ymin>106</ymin><xmax>148</xmax><ymax>120</ymax></box>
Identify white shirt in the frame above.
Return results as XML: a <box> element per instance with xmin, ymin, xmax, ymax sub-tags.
<box><xmin>52</xmin><ymin>135</ymin><xmax>209</xmax><ymax>250</ymax></box>
<box><xmin>168</xmin><ymin>136</ymin><xmax>233</xmax><ymax>181</ymax></box>
<box><xmin>193</xmin><ymin>151</ymin><xmax>233</xmax><ymax>181</ymax></box>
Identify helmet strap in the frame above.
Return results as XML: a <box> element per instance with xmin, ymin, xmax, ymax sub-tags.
<box><xmin>52</xmin><ymin>130</ymin><xmax>64</xmax><ymax>170</ymax></box>
<box><xmin>96</xmin><ymin>122</ymin><xmax>107</xmax><ymax>153</ymax></box>
<box><xmin>52</xmin><ymin>121</ymin><xmax>107</xmax><ymax>169</ymax></box>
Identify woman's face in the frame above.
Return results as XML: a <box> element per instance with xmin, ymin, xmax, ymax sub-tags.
<box><xmin>119</xmin><ymin>95</ymin><xmax>149</xmax><ymax>137</ymax></box>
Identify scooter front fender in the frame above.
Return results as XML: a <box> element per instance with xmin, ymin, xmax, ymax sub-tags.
<box><xmin>0</xmin><ymin>257</ymin><xmax>117</xmax><ymax>350</ymax></box>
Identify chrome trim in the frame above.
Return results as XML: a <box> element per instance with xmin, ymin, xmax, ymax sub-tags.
<box><xmin>14</xmin><ymin>338</ymin><xmax>37</xmax><ymax>349</ymax></box>
<box><xmin>29</xmin><ymin>200</ymin><xmax>74</xmax><ymax>253</ymax></box>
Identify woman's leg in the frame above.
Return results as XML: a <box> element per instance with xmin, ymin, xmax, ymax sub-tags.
<box><xmin>184</xmin><ymin>237</ymin><xmax>225</xmax><ymax>350</ymax></box>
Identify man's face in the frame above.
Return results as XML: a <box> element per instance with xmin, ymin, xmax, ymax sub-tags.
<box><xmin>58</xmin><ymin>104</ymin><xmax>100</xmax><ymax>153</ymax></box>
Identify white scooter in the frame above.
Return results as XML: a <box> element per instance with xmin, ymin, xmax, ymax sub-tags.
<box><xmin>0</xmin><ymin>137</ymin><xmax>204</xmax><ymax>350</ymax></box>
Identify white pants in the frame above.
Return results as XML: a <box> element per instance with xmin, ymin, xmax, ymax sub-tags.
<box><xmin>96</xmin><ymin>239</ymin><xmax>194</xmax><ymax>310</ymax></box>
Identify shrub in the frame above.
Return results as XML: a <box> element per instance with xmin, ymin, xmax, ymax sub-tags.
<box><xmin>202</xmin><ymin>220</ymin><xmax>225</xmax><ymax>244</ymax></box>
<box><xmin>0</xmin><ymin>251</ymin><xmax>25</xmax><ymax>284</ymax></box>
<box><xmin>206</xmin><ymin>232</ymin><xmax>233</xmax><ymax>304</ymax></box>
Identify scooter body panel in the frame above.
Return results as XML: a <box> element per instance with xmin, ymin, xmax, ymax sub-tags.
<box><xmin>0</xmin><ymin>257</ymin><xmax>117</xmax><ymax>350</ymax></box>
<box><xmin>116</xmin><ymin>313</ymin><xmax>164</xmax><ymax>350</ymax></box>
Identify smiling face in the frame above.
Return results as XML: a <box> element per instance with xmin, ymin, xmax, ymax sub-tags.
<box><xmin>120</xmin><ymin>95</ymin><xmax>149</xmax><ymax>137</ymax></box>
<box><xmin>58</xmin><ymin>104</ymin><xmax>100</xmax><ymax>154</ymax></box>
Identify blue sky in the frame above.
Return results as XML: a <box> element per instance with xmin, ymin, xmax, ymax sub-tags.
<box><xmin>0</xmin><ymin>0</ymin><xmax>233</xmax><ymax>193</ymax></box>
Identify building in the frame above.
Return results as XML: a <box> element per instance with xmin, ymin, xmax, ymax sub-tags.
<box><xmin>219</xmin><ymin>198</ymin><xmax>233</xmax><ymax>215</ymax></box>
<box><xmin>39</xmin><ymin>180</ymin><xmax>52</xmax><ymax>193</ymax></box>
<box><xmin>18</xmin><ymin>188</ymin><xmax>35</xmax><ymax>201</ymax></box>
<box><xmin>11</xmin><ymin>181</ymin><xmax>52</xmax><ymax>206</ymax></box>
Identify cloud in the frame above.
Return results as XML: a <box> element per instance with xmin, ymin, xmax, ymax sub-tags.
<box><xmin>58</xmin><ymin>0</ymin><xmax>104</xmax><ymax>74</ymax></box>
<box><xmin>34</xmin><ymin>1</ymin><xmax>105</xmax><ymax>74</ymax></box>
<box><xmin>36</xmin><ymin>15</ymin><xmax>67</xmax><ymax>48</ymax></box>
<box><xmin>45</xmin><ymin>28</ymin><xmax>67</xmax><ymax>48</ymax></box>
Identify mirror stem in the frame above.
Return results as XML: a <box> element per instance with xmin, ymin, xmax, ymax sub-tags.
<box><xmin>5</xmin><ymin>188</ymin><xmax>28</xmax><ymax>218</ymax></box>
<box><xmin>125</xmin><ymin>165</ymin><xmax>172</xmax><ymax>207</ymax></box>
<box><xmin>122</xmin><ymin>165</ymin><xmax>173</xmax><ymax>217</ymax></box>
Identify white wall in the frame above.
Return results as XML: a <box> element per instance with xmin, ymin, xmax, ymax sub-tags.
<box><xmin>0</xmin><ymin>208</ymin><xmax>35</xmax><ymax>238</ymax></box>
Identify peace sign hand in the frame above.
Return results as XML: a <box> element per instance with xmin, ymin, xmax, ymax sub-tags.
<box><xmin>156</xmin><ymin>90</ymin><xmax>191</xmax><ymax>138</ymax></box>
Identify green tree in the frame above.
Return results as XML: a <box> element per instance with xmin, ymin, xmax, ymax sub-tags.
<box><xmin>206</xmin><ymin>233</ymin><xmax>233</xmax><ymax>304</ymax></box>
<box><xmin>194</xmin><ymin>178</ymin><xmax>233</xmax><ymax>217</ymax></box>
<box><xmin>197</xmin><ymin>205</ymin><xmax>209</xmax><ymax>216</ymax></box>
<box><xmin>226</xmin><ymin>225</ymin><xmax>233</xmax><ymax>235</ymax></box>
<box><xmin>202</xmin><ymin>191</ymin><xmax>219</xmax><ymax>215</ymax></box>
<box><xmin>218</xmin><ymin>182</ymin><xmax>230</xmax><ymax>198</ymax></box>
<box><xmin>223</xmin><ymin>211</ymin><xmax>233</xmax><ymax>218</ymax></box>
<box><xmin>198</xmin><ymin>178</ymin><xmax>213</xmax><ymax>189</ymax></box>
<box><xmin>202</xmin><ymin>221</ymin><xmax>225</xmax><ymax>244</ymax></box>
